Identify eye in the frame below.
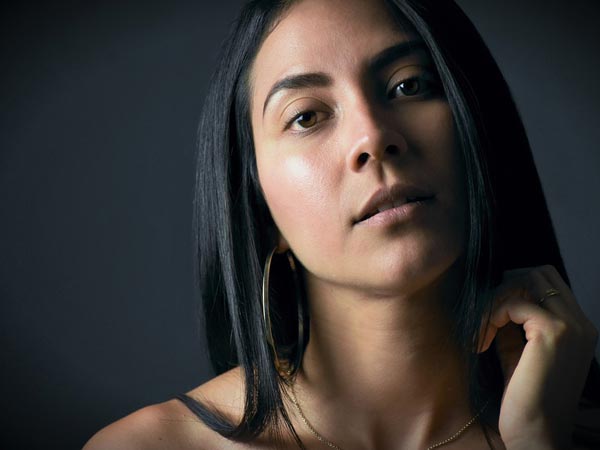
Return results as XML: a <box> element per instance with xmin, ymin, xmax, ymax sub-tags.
<box><xmin>285</xmin><ymin>110</ymin><xmax>329</xmax><ymax>132</ymax></box>
<box><xmin>293</xmin><ymin>111</ymin><xmax>318</xmax><ymax>129</ymax></box>
<box><xmin>387</xmin><ymin>76</ymin><xmax>437</xmax><ymax>100</ymax></box>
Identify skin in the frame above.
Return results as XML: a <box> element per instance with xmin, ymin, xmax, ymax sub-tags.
<box><xmin>82</xmin><ymin>0</ymin><xmax>598</xmax><ymax>449</ymax></box>
<box><xmin>249</xmin><ymin>1</ymin><xmax>484</xmax><ymax>448</ymax></box>
<box><xmin>253</xmin><ymin>2</ymin><xmax>467</xmax><ymax>301</ymax></box>
<box><xmin>249</xmin><ymin>0</ymin><xmax>598</xmax><ymax>449</ymax></box>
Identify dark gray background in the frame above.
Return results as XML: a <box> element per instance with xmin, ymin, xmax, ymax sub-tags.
<box><xmin>1</xmin><ymin>1</ymin><xmax>598</xmax><ymax>449</ymax></box>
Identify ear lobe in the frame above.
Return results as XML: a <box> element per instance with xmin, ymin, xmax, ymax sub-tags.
<box><xmin>277</xmin><ymin>234</ymin><xmax>290</xmax><ymax>253</ymax></box>
<box><xmin>265</xmin><ymin>216</ymin><xmax>290</xmax><ymax>253</ymax></box>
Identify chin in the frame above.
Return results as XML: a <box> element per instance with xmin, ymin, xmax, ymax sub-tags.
<box><xmin>355</xmin><ymin>243</ymin><xmax>463</xmax><ymax>297</ymax></box>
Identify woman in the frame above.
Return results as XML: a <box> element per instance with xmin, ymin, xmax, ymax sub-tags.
<box><xmin>84</xmin><ymin>0</ymin><xmax>600</xmax><ymax>448</ymax></box>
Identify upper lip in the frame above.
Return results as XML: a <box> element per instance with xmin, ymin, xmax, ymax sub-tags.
<box><xmin>354</xmin><ymin>183</ymin><xmax>435</xmax><ymax>224</ymax></box>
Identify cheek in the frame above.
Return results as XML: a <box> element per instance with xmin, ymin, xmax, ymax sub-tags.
<box><xmin>408</xmin><ymin>103</ymin><xmax>464</xmax><ymax>200</ymax></box>
<box><xmin>411</xmin><ymin>102</ymin><xmax>456</xmax><ymax>160</ymax></box>
<box><xmin>257</xmin><ymin>150</ymin><xmax>343</xmax><ymax>253</ymax></box>
<box><xmin>401</xmin><ymin>101</ymin><xmax>467</xmax><ymax>235</ymax></box>
<box><xmin>427</xmin><ymin>106</ymin><xmax>468</xmax><ymax>244</ymax></box>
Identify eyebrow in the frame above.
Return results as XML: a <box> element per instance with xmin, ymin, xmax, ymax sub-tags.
<box><xmin>261</xmin><ymin>39</ymin><xmax>427</xmax><ymax>117</ymax></box>
<box><xmin>262</xmin><ymin>72</ymin><xmax>332</xmax><ymax>116</ymax></box>
<box><xmin>369</xmin><ymin>39</ymin><xmax>427</xmax><ymax>73</ymax></box>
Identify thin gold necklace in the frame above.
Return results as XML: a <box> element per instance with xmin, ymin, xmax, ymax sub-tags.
<box><xmin>288</xmin><ymin>382</ymin><xmax>490</xmax><ymax>450</ymax></box>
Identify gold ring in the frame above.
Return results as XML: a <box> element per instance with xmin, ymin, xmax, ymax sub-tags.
<box><xmin>537</xmin><ymin>288</ymin><xmax>560</xmax><ymax>306</ymax></box>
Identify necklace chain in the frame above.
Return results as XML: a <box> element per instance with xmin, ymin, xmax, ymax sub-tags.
<box><xmin>288</xmin><ymin>382</ymin><xmax>490</xmax><ymax>450</ymax></box>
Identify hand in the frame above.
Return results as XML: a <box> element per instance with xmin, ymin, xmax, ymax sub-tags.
<box><xmin>477</xmin><ymin>265</ymin><xmax>598</xmax><ymax>449</ymax></box>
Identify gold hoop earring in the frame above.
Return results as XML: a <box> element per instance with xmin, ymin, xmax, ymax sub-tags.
<box><xmin>262</xmin><ymin>246</ymin><xmax>307</xmax><ymax>380</ymax></box>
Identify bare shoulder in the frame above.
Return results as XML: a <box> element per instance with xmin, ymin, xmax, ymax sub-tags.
<box><xmin>82</xmin><ymin>367</ymin><xmax>247</xmax><ymax>450</ymax></box>
<box><xmin>82</xmin><ymin>400</ymin><xmax>196</xmax><ymax>450</ymax></box>
<box><xmin>186</xmin><ymin>365</ymin><xmax>246</xmax><ymax>421</ymax></box>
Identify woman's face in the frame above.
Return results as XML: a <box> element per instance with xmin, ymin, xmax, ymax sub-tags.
<box><xmin>250</xmin><ymin>0</ymin><xmax>467</xmax><ymax>297</ymax></box>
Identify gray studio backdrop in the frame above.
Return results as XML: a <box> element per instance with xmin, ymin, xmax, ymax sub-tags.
<box><xmin>1</xmin><ymin>1</ymin><xmax>599</xmax><ymax>449</ymax></box>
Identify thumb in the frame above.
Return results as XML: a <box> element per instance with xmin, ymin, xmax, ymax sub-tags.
<box><xmin>494</xmin><ymin>321</ymin><xmax>526</xmax><ymax>388</ymax></box>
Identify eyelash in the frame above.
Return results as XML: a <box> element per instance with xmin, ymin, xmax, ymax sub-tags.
<box><xmin>387</xmin><ymin>75</ymin><xmax>439</xmax><ymax>99</ymax></box>
<box><xmin>284</xmin><ymin>74</ymin><xmax>439</xmax><ymax>133</ymax></box>
<box><xmin>285</xmin><ymin>110</ymin><xmax>328</xmax><ymax>133</ymax></box>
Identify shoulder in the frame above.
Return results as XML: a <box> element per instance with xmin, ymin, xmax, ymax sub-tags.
<box><xmin>82</xmin><ymin>401</ymin><xmax>192</xmax><ymax>450</ymax></box>
<box><xmin>186</xmin><ymin>365</ymin><xmax>246</xmax><ymax>421</ymax></box>
<box><xmin>82</xmin><ymin>367</ymin><xmax>247</xmax><ymax>450</ymax></box>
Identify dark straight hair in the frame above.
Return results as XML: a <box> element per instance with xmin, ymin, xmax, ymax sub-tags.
<box><xmin>192</xmin><ymin>0</ymin><xmax>600</xmax><ymax>448</ymax></box>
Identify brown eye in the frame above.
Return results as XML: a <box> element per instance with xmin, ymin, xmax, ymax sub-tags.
<box><xmin>388</xmin><ymin>77</ymin><xmax>431</xmax><ymax>99</ymax></box>
<box><xmin>399</xmin><ymin>79</ymin><xmax>420</xmax><ymax>95</ymax></box>
<box><xmin>294</xmin><ymin>111</ymin><xmax>318</xmax><ymax>129</ymax></box>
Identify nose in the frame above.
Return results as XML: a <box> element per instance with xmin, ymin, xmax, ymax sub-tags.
<box><xmin>345</xmin><ymin>104</ymin><xmax>408</xmax><ymax>172</ymax></box>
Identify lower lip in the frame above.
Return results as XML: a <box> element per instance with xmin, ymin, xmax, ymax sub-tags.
<box><xmin>355</xmin><ymin>197</ymin><xmax>435</xmax><ymax>227</ymax></box>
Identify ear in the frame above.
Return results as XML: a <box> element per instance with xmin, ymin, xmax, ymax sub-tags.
<box><xmin>276</xmin><ymin>233</ymin><xmax>290</xmax><ymax>254</ymax></box>
<box><xmin>264</xmin><ymin>212</ymin><xmax>290</xmax><ymax>253</ymax></box>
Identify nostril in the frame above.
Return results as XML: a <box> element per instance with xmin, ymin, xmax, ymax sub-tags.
<box><xmin>357</xmin><ymin>152</ymin><xmax>369</xmax><ymax>165</ymax></box>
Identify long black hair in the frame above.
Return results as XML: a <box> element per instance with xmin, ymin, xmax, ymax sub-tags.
<box><xmin>191</xmin><ymin>0</ymin><xmax>600</xmax><ymax>448</ymax></box>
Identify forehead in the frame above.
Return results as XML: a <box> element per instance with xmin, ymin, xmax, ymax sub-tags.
<box><xmin>249</xmin><ymin>0</ymin><xmax>418</xmax><ymax>108</ymax></box>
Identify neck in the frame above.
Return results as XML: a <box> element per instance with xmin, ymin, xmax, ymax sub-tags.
<box><xmin>286</xmin><ymin>265</ymin><xmax>491</xmax><ymax>450</ymax></box>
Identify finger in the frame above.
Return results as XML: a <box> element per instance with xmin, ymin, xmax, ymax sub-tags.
<box><xmin>500</xmin><ymin>267</ymin><xmax>578</xmax><ymax>324</ymax></box>
<box><xmin>540</xmin><ymin>265</ymin><xmax>600</xmax><ymax>348</ymax></box>
<box><xmin>477</xmin><ymin>318</ymin><xmax>494</xmax><ymax>354</ymax></box>
<box><xmin>478</xmin><ymin>265</ymin><xmax>578</xmax><ymax>354</ymax></box>
<box><xmin>538</xmin><ymin>265</ymin><xmax>587</xmax><ymax>321</ymax></box>
<box><xmin>478</xmin><ymin>291</ymin><xmax>556</xmax><ymax>354</ymax></box>
<box><xmin>490</xmin><ymin>295</ymin><xmax>562</xmax><ymax>344</ymax></box>
<box><xmin>494</xmin><ymin>321</ymin><xmax>525</xmax><ymax>389</ymax></box>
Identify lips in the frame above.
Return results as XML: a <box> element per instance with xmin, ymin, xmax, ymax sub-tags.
<box><xmin>354</xmin><ymin>184</ymin><xmax>435</xmax><ymax>224</ymax></box>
